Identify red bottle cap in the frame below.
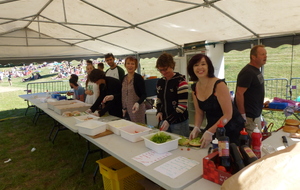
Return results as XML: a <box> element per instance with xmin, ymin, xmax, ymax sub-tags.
<box><xmin>240</xmin><ymin>128</ymin><xmax>248</xmax><ymax>135</ymax></box>
<box><xmin>217</xmin><ymin>120</ymin><xmax>224</xmax><ymax>128</ymax></box>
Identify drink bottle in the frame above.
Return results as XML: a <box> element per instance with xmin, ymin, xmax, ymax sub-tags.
<box><xmin>218</xmin><ymin>133</ymin><xmax>230</xmax><ymax>171</ymax></box>
<box><xmin>239</xmin><ymin>145</ymin><xmax>258</xmax><ymax>165</ymax></box>
<box><xmin>216</xmin><ymin>120</ymin><xmax>226</xmax><ymax>140</ymax></box>
<box><xmin>251</xmin><ymin>125</ymin><xmax>262</xmax><ymax>158</ymax></box>
<box><xmin>239</xmin><ymin>128</ymin><xmax>249</xmax><ymax>146</ymax></box>
<box><xmin>229</xmin><ymin>143</ymin><xmax>245</xmax><ymax>172</ymax></box>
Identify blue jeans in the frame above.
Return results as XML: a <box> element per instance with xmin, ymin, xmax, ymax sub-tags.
<box><xmin>160</xmin><ymin>119</ymin><xmax>190</xmax><ymax>137</ymax></box>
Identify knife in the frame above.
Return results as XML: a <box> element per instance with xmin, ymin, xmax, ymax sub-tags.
<box><xmin>282</xmin><ymin>136</ymin><xmax>289</xmax><ymax>147</ymax></box>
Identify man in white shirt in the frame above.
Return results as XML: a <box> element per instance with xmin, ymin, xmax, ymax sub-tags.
<box><xmin>104</xmin><ymin>53</ymin><xmax>125</xmax><ymax>81</ymax></box>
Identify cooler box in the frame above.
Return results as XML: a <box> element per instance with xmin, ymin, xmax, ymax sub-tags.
<box><xmin>145</xmin><ymin>109</ymin><xmax>157</xmax><ymax>127</ymax></box>
<box><xmin>268</xmin><ymin>102</ymin><xmax>288</xmax><ymax>109</ymax></box>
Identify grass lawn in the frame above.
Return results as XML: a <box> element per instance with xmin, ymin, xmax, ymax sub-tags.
<box><xmin>0</xmin><ymin>108</ymin><xmax>104</xmax><ymax>190</ymax></box>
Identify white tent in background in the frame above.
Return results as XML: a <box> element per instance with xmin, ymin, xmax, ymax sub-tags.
<box><xmin>0</xmin><ymin>0</ymin><xmax>300</xmax><ymax>64</ymax></box>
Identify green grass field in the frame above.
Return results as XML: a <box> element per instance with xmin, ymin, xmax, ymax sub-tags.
<box><xmin>0</xmin><ymin>44</ymin><xmax>299</xmax><ymax>189</ymax></box>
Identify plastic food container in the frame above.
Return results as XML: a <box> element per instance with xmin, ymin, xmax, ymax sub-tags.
<box><xmin>107</xmin><ymin>119</ymin><xmax>135</xmax><ymax>135</ymax></box>
<box><xmin>141</xmin><ymin>131</ymin><xmax>181</xmax><ymax>153</ymax></box>
<box><xmin>47</xmin><ymin>100</ymin><xmax>80</xmax><ymax>110</ymax></box>
<box><xmin>53</xmin><ymin>103</ymin><xmax>91</xmax><ymax>115</ymax></box>
<box><xmin>119</xmin><ymin>124</ymin><xmax>152</xmax><ymax>142</ymax></box>
<box><xmin>74</xmin><ymin>114</ymin><xmax>99</xmax><ymax>123</ymax></box>
<box><xmin>76</xmin><ymin>120</ymin><xmax>107</xmax><ymax>136</ymax></box>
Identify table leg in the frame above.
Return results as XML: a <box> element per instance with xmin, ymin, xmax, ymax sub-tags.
<box><xmin>48</xmin><ymin>119</ymin><xmax>68</xmax><ymax>144</ymax></box>
<box><xmin>81</xmin><ymin>140</ymin><xmax>103</xmax><ymax>173</ymax></box>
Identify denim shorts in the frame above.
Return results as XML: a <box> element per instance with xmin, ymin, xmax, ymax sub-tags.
<box><xmin>162</xmin><ymin>119</ymin><xmax>190</xmax><ymax>137</ymax></box>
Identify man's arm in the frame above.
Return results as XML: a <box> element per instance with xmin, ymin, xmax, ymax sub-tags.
<box><xmin>235</xmin><ymin>86</ymin><xmax>247</xmax><ymax>119</ymax></box>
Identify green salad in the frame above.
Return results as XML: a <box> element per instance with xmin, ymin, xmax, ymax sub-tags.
<box><xmin>178</xmin><ymin>136</ymin><xmax>190</xmax><ymax>146</ymax></box>
<box><xmin>150</xmin><ymin>132</ymin><xmax>172</xmax><ymax>143</ymax></box>
<box><xmin>189</xmin><ymin>137</ymin><xmax>201</xmax><ymax>146</ymax></box>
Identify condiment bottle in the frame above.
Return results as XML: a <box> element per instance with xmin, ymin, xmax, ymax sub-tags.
<box><xmin>229</xmin><ymin>143</ymin><xmax>245</xmax><ymax>172</ymax></box>
<box><xmin>216</xmin><ymin>120</ymin><xmax>226</xmax><ymax>140</ymax></box>
<box><xmin>212</xmin><ymin>138</ymin><xmax>218</xmax><ymax>149</ymax></box>
<box><xmin>239</xmin><ymin>145</ymin><xmax>258</xmax><ymax>165</ymax></box>
<box><xmin>239</xmin><ymin>128</ymin><xmax>249</xmax><ymax>146</ymax></box>
<box><xmin>251</xmin><ymin>125</ymin><xmax>262</xmax><ymax>158</ymax></box>
<box><xmin>218</xmin><ymin>131</ymin><xmax>230</xmax><ymax>171</ymax></box>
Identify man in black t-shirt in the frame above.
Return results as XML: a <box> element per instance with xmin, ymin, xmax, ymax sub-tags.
<box><xmin>235</xmin><ymin>45</ymin><xmax>267</xmax><ymax>134</ymax></box>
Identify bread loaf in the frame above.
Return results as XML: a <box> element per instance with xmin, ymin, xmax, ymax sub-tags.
<box><xmin>283</xmin><ymin>125</ymin><xmax>299</xmax><ymax>133</ymax></box>
<box><xmin>285</xmin><ymin>119</ymin><xmax>300</xmax><ymax>126</ymax></box>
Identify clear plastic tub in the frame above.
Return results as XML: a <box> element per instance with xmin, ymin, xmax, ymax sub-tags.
<box><xmin>119</xmin><ymin>124</ymin><xmax>152</xmax><ymax>142</ymax></box>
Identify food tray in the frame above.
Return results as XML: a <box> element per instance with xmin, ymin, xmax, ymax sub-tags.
<box><xmin>107</xmin><ymin>119</ymin><xmax>135</xmax><ymax>135</ymax></box>
<box><xmin>76</xmin><ymin>120</ymin><xmax>107</xmax><ymax>136</ymax></box>
<box><xmin>119</xmin><ymin>124</ymin><xmax>152</xmax><ymax>142</ymax></box>
<box><xmin>141</xmin><ymin>131</ymin><xmax>180</xmax><ymax>153</ymax></box>
<box><xmin>74</xmin><ymin>114</ymin><xmax>99</xmax><ymax>123</ymax></box>
<box><xmin>47</xmin><ymin>100</ymin><xmax>80</xmax><ymax>110</ymax></box>
<box><xmin>53</xmin><ymin>102</ymin><xmax>91</xmax><ymax>115</ymax></box>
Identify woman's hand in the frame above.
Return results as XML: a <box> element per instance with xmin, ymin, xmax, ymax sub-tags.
<box><xmin>156</xmin><ymin>112</ymin><xmax>163</xmax><ymax>122</ymax></box>
<box><xmin>103</xmin><ymin>95</ymin><xmax>114</xmax><ymax>103</ymax></box>
<box><xmin>200</xmin><ymin>130</ymin><xmax>214</xmax><ymax>148</ymax></box>
<box><xmin>189</xmin><ymin>127</ymin><xmax>200</xmax><ymax>140</ymax></box>
<box><xmin>122</xmin><ymin>109</ymin><xmax>127</xmax><ymax>117</ymax></box>
<box><xmin>160</xmin><ymin>120</ymin><xmax>170</xmax><ymax>131</ymax></box>
<box><xmin>132</xmin><ymin>103</ymin><xmax>139</xmax><ymax>113</ymax></box>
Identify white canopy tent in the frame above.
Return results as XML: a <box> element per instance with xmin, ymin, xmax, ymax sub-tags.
<box><xmin>0</xmin><ymin>0</ymin><xmax>300</xmax><ymax>64</ymax></box>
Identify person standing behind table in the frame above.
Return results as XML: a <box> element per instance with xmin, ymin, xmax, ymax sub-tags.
<box><xmin>121</xmin><ymin>56</ymin><xmax>146</xmax><ymax>123</ymax></box>
<box><xmin>87</xmin><ymin>69</ymin><xmax>122</xmax><ymax>118</ymax></box>
<box><xmin>69</xmin><ymin>78</ymin><xmax>85</xmax><ymax>102</ymax></box>
<box><xmin>67</xmin><ymin>74</ymin><xmax>81</xmax><ymax>99</ymax></box>
<box><xmin>187</xmin><ymin>54</ymin><xmax>244</xmax><ymax>148</ymax></box>
<box><xmin>104</xmin><ymin>53</ymin><xmax>125</xmax><ymax>81</ymax></box>
<box><xmin>98</xmin><ymin>62</ymin><xmax>104</xmax><ymax>71</ymax></box>
<box><xmin>86</xmin><ymin>60</ymin><xmax>93</xmax><ymax>66</ymax></box>
<box><xmin>155</xmin><ymin>53</ymin><xmax>190</xmax><ymax>137</ymax></box>
<box><xmin>85</xmin><ymin>64</ymin><xmax>99</xmax><ymax>104</ymax></box>
<box><xmin>235</xmin><ymin>45</ymin><xmax>267</xmax><ymax>134</ymax></box>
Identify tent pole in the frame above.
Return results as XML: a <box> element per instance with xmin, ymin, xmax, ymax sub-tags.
<box><xmin>62</xmin><ymin>0</ymin><xmax>67</xmax><ymax>23</ymax></box>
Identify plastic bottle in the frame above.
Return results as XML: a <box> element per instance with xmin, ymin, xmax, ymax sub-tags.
<box><xmin>239</xmin><ymin>128</ymin><xmax>249</xmax><ymax>146</ymax></box>
<box><xmin>251</xmin><ymin>125</ymin><xmax>262</xmax><ymax>158</ymax></box>
<box><xmin>239</xmin><ymin>145</ymin><xmax>258</xmax><ymax>165</ymax></box>
<box><xmin>216</xmin><ymin>120</ymin><xmax>226</xmax><ymax>140</ymax></box>
<box><xmin>218</xmin><ymin>132</ymin><xmax>230</xmax><ymax>171</ymax></box>
<box><xmin>229</xmin><ymin>143</ymin><xmax>245</xmax><ymax>172</ymax></box>
<box><xmin>212</xmin><ymin>138</ymin><xmax>218</xmax><ymax>149</ymax></box>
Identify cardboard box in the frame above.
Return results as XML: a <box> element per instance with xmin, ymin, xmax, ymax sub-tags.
<box><xmin>202</xmin><ymin>151</ymin><xmax>232</xmax><ymax>185</ymax></box>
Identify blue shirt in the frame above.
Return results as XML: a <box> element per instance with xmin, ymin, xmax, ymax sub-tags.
<box><xmin>74</xmin><ymin>86</ymin><xmax>85</xmax><ymax>100</ymax></box>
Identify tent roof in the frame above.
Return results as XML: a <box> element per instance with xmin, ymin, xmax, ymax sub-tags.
<box><xmin>1</xmin><ymin>0</ymin><xmax>300</xmax><ymax>64</ymax></box>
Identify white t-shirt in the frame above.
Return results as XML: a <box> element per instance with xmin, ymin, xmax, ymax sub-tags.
<box><xmin>105</xmin><ymin>67</ymin><xmax>119</xmax><ymax>80</ymax></box>
<box><xmin>85</xmin><ymin>81</ymin><xmax>99</xmax><ymax>104</ymax></box>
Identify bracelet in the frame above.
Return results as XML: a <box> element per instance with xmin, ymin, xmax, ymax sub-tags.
<box><xmin>206</xmin><ymin>130</ymin><xmax>214</xmax><ymax>136</ymax></box>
